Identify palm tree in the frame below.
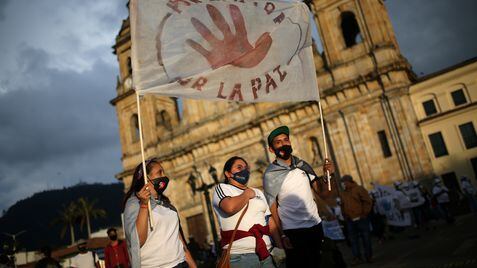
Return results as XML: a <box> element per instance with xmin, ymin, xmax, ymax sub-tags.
<box><xmin>77</xmin><ymin>197</ymin><xmax>106</xmax><ymax>238</ymax></box>
<box><xmin>51</xmin><ymin>201</ymin><xmax>79</xmax><ymax>245</ymax></box>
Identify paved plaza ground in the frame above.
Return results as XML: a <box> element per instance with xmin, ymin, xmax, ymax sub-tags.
<box><xmin>338</xmin><ymin>214</ymin><xmax>477</xmax><ymax>268</ymax></box>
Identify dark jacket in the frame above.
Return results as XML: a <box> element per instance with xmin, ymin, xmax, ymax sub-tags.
<box><xmin>340</xmin><ymin>182</ymin><xmax>373</xmax><ymax>220</ymax></box>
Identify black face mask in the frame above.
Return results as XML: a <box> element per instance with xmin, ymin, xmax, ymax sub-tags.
<box><xmin>151</xmin><ymin>176</ymin><xmax>169</xmax><ymax>195</ymax></box>
<box><xmin>274</xmin><ymin>145</ymin><xmax>293</xmax><ymax>160</ymax></box>
<box><xmin>232</xmin><ymin>169</ymin><xmax>250</xmax><ymax>185</ymax></box>
<box><xmin>109</xmin><ymin>234</ymin><xmax>118</xmax><ymax>241</ymax></box>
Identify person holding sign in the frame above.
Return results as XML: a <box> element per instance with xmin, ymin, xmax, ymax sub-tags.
<box><xmin>212</xmin><ymin>156</ymin><xmax>280</xmax><ymax>268</ymax></box>
<box><xmin>263</xmin><ymin>126</ymin><xmax>334</xmax><ymax>267</ymax></box>
<box><xmin>123</xmin><ymin>158</ymin><xmax>197</xmax><ymax>268</ymax></box>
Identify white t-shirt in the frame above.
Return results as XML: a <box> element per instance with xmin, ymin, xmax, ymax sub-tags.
<box><xmin>462</xmin><ymin>180</ymin><xmax>477</xmax><ymax>195</ymax></box>
<box><xmin>212</xmin><ymin>183</ymin><xmax>272</xmax><ymax>255</ymax></box>
<box><xmin>71</xmin><ymin>252</ymin><xmax>97</xmax><ymax>268</ymax></box>
<box><xmin>140</xmin><ymin>203</ymin><xmax>185</xmax><ymax>268</ymax></box>
<box><xmin>331</xmin><ymin>205</ymin><xmax>344</xmax><ymax>221</ymax></box>
<box><xmin>432</xmin><ymin>185</ymin><xmax>450</xmax><ymax>204</ymax></box>
<box><xmin>402</xmin><ymin>187</ymin><xmax>425</xmax><ymax>207</ymax></box>
<box><xmin>276</xmin><ymin>169</ymin><xmax>321</xmax><ymax>230</ymax></box>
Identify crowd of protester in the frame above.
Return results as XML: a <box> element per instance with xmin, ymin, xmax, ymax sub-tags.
<box><xmin>13</xmin><ymin>125</ymin><xmax>476</xmax><ymax>268</ymax></box>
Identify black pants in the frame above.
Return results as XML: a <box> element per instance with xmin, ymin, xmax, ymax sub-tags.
<box><xmin>173</xmin><ymin>261</ymin><xmax>188</xmax><ymax>268</ymax></box>
<box><xmin>283</xmin><ymin>223</ymin><xmax>324</xmax><ymax>268</ymax></box>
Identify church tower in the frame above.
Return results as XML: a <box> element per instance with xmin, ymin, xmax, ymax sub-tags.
<box><xmin>307</xmin><ymin>0</ymin><xmax>433</xmax><ymax>184</ymax></box>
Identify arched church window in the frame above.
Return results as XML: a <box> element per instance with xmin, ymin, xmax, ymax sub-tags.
<box><xmin>173</xmin><ymin>97</ymin><xmax>183</xmax><ymax>120</ymax></box>
<box><xmin>309</xmin><ymin>136</ymin><xmax>323</xmax><ymax>165</ymax></box>
<box><xmin>340</xmin><ymin>12</ymin><xmax>362</xmax><ymax>48</ymax></box>
<box><xmin>127</xmin><ymin>57</ymin><xmax>132</xmax><ymax>76</ymax></box>
<box><xmin>131</xmin><ymin>114</ymin><xmax>139</xmax><ymax>142</ymax></box>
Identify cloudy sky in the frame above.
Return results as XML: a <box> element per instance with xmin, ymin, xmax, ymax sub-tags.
<box><xmin>0</xmin><ymin>0</ymin><xmax>476</xmax><ymax>213</ymax></box>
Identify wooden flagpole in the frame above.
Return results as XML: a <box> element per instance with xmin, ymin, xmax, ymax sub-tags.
<box><xmin>136</xmin><ymin>91</ymin><xmax>154</xmax><ymax>230</ymax></box>
<box><xmin>317</xmin><ymin>97</ymin><xmax>331</xmax><ymax>191</ymax></box>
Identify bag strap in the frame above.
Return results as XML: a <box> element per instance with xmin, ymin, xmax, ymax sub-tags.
<box><xmin>305</xmin><ymin>172</ymin><xmax>334</xmax><ymax>220</ymax></box>
<box><xmin>305</xmin><ymin>172</ymin><xmax>320</xmax><ymax>196</ymax></box>
<box><xmin>225</xmin><ymin>203</ymin><xmax>249</xmax><ymax>255</ymax></box>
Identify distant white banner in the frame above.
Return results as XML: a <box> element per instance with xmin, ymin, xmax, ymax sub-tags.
<box><xmin>373</xmin><ymin>184</ymin><xmax>412</xmax><ymax>227</ymax></box>
<box><xmin>322</xmin><ymin>220</ymin><xmax>345</xmax><ymax>241</ymax></box>
<box><xmin>130</xmin><ymin>0</ymin><xmax>319</xmax><ymax>102</ymax></box>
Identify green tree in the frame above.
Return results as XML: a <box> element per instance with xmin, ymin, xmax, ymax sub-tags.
<box><xmin>51</xmin><ymin>202</ymin><xmax>79</xmax><ymax>245</ymax></box>
<box><xmin>77</xmin><ymin>197</ymin><xmax>106</xmax><ymax>238</ymax></box>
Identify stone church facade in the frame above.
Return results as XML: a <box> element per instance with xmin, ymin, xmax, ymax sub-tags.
<box><xmin>110</xmin><ymin>0</ymin><xmax>435</xmax><ymax>242</ymax></box>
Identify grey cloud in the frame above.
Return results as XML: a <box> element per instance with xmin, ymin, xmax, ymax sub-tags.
<box><xmin>0</xmin><ymin>0</ymin><xmax>128</xmax><ymax>213</ymax></box>
<box><xmin>0</xmin><ymin>0</ymin><xmax>9</xmax><ymax>20</ymax></box>
<box><xmin>0</xmin><ymin>46</ymin><xmax>122</xmax><ymax>211</ymax></box>
<box><xmin>0</xmin><ymin>47</ymin><xmax>119</xmax><ymax>165</ymax></box>
<box><xmin>387</xmin><ymin>0</ymin><xmax>477</xmax><ymax>75</ymax></box>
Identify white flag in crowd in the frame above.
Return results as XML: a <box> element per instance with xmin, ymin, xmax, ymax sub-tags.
<box><xmin>373</xmin><ymin>183</ymin><xmax>412</xmax><ymax>227</ymax></box>
<box><xmin>130</xmin><ymin>0</ymin><xmax>319</xmax><ymax>102</ymax></box>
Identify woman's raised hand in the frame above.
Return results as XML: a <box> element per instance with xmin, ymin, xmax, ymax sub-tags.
<box><xmin>243</xmin><ymin>188</ymin><xmax>256</xmax><ymax>199</ymax></box>
<box><xmin>137</xmin><ymin>184</ymin><xmax>152</xmax><ymax>204</ymax></box>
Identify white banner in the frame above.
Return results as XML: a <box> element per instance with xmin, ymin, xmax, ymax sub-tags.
<box><xmin>130</xmin><ymin>0</ymin><xmax>319</xmax><ymax>102</ymax></box>
<box><xmin>322</xmin><ymin>220</ymin><xmax>345</xmax><ymax>241</ymax></box>
<box><xmin>402</xmin><ymin>187</ymin><xmax>426</xmax><ymax>208</ymax></box>
<box><xmin>373</xmin><ymin>184</ymin><xmax>412</xmax><ymax>227</ymax></box>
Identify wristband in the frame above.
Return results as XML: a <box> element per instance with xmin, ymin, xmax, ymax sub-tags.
<box><xmin>140</xmin><ymin>204</ymin><xmax>148</xmax><ymax>209</ymax></box>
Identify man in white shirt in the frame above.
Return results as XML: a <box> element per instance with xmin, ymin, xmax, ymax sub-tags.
<box><xmin>263</xmin><ymin>126</ymin><xmax>334</xmax><ymax>267</ymax></box>
<box><xmin>408</xmin><ymin>181</ymin><xmax>428</xmax><ymax>228</ymax></box>
<box><xmin>432</xmin><ymin>177</ymin><xmax>454</xmax><ymax>223</ymax></box>
<box><xmin>70</xmin><ymin>240</ymin><xmax>99</xmax><ymax>268</ymax></box>
<box><xmin>460</xmin><ymin>176</ymin><xmax>477</xmax><ymax>213</ymax></box>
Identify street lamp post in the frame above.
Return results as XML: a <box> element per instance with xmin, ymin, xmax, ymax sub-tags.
<box><xmin>3</xmin><ymin>230</ymin><xmax>26</xmax><ymax>268</ymax></box>
<box><xmin>187</xmin><ymin>165</ymin><xmax>221</xmax><ymax>255</ymax></box>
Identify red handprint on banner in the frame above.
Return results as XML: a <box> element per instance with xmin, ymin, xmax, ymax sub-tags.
<box><xmin>186</xmin><ymin>4</ymin><xmax>272</xmax><ymax>69</ymax></box>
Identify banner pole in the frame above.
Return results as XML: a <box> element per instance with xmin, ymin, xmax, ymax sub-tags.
<box><xmin>136</xmin><ymin>91</ymin><xmax>154</xmax><ymax>230</ymax></box>
<box><xmin>317</xmin><ymin>97</ymin><xmax>331</xmax><ymax>191</ymax></box>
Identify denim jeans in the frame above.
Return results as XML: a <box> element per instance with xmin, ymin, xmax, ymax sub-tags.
<box><xmin>346</xmin><ymin>217</ymin><xmax>372</xmax><ymax>259</ymax></box>
<box><xmin>172</xmin><ymin>261</ymin><xmax>188</xmax><ymax>268</ymax></box>
<box><xmin>230</xmin><ymin>253</ymin><xmax>275</xmax><ymax>268</ymax></box>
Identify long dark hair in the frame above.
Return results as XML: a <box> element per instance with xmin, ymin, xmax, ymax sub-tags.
<box><xmin>122</xmin><ymin>158</ymin><xmax>171</xmax><ymax>210</ymax></box>
<box><xmin>222</xmin><ymin>156</ymin><xmax>248</xmax><ymax>184</ymax></box>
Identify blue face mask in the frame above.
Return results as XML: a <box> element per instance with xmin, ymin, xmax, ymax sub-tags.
<box><xmin>232</xmin><ymin>169</ymin><xmax>250</xmax><ymax>185</ymax></box>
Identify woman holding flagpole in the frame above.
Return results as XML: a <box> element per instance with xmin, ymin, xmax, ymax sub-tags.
<box><xmin>212</xmin><ymin>156</ymin><xmax>281</xmax><ymax>268</ymax></box>
<box><xmin>123</xmin><ymin>158</ymin><xmax>197</xmax><ymax>268</ymax></box>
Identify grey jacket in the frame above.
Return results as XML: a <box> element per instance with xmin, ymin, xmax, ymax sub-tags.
<box><xmin>123</xmin><ymin>195</ymin><xmax>156</xmax><ymax>268</ymax></box>
<box><xmin>263</xmin><ymin>155</ymin><xmax>316</xmax><ymax>206</ymax></box>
